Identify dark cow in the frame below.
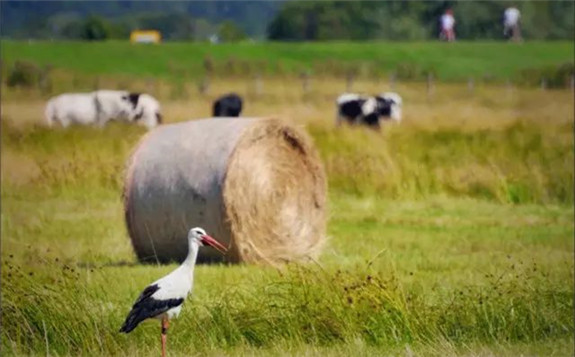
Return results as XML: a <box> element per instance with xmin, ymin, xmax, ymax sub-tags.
<box><xmin>213</xmin><ymin>93</ymin><xmax>243</xmax><ymax>117</ymax></box>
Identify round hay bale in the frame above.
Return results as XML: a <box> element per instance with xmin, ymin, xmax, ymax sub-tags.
<box><xmin>123</xmin><ymin>118</ymin><xmax>326</xmax><ymax>264</ymax></box>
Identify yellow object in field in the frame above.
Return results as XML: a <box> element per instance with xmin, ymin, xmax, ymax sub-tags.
<box><xmin>130</xmin><ymin>30</ymin><xmax>161</xmax><ymax>44</ymax></box>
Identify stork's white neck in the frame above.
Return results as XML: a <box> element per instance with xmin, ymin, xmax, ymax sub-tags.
<box><xmin>182</xmin><ymin>240</ymin><xmax>200</xmax><ymax>269</ymax></box>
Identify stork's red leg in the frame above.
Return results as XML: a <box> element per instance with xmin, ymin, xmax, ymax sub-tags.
<box><xmin>161</xmin><ymin>317</ymin><xmax>169</xmax><ymax>357</ymax></box>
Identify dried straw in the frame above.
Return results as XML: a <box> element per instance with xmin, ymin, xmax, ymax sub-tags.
<box><xmin>123</xmin><ymin>118</ymin><xmax>326</xmax><ymax>264</ymax></box>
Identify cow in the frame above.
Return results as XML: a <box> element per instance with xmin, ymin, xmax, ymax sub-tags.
<box><xmin>213</xmin><ymin>93</ymin><xmax>243</xmax><ymax>117</ymax></box>
<box><xmin>336</xmin><ymin>92</ymin><xmax>402</xmax><ymax>130</ymax></box>
<box><xmin>126</xmin><ymin>92</ymin><xmax>163</xmax><ymax>129</ymax></box>
<box><xmin>336</xmin><ymin>93</ymin><xmax>377</xmax><ymax>127</ymax></box>
<box><xmin>45</xmin><ymin>90</ymin><xmax>132</xmax><ymax>128</ymax></box>
<box><xmin>375</xmin><ymin>92</ymin><xmax>402</xmax><ymax>123</ymax></box>
<box><xmin>44</xmin><ymin>90</ymin><xmax>162</xmax><ymax>129</ymax></box>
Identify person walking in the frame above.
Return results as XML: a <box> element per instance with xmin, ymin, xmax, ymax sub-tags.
<box><xmin>503</xmin><ymin>6</ymin><xmax>522</xmax><ymax>42</ymax></box>
<box><xmin>440</xmin><ymin>9</ymin><xmax>456</xmax><ymax>42</ymax></box>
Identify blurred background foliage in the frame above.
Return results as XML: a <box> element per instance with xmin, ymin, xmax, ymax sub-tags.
<box><xmin>1</xmin><ymin>1</ymin><xmax>573</xmax><ymax>42</ymax></box>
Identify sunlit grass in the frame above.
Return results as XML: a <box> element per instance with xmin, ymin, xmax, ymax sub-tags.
<box><xmin>2</xmin><ymin>195</ymin><xmax>573</xmax><ymax>356</ymax></box>
<box><xmin>2</xmin><ymin>40</ymin><xmax>573</xmax><ymax>81</ymax></box>
<box><xmin>2</xmin><ymin>80</ymin><xmax>574</xmax><ymax>204</ymax></box>
<box><xmin>1</xmin><ymin>80</ymin><xmax>573</xmax><ymax>355</ymax></box>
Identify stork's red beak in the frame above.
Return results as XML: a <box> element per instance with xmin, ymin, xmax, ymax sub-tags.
<box><xmin>201</xmin><ymin>235</ymin><xmax>228</xmax><ymax>254</ymax></box>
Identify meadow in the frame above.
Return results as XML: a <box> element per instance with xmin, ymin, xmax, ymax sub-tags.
<box><xmin>1</xmin><ymin>41</ymin><xmax>574</xmax><ymax>356</ymax></box>
<box><xmin>2</xmin><ymin>40</ymin><xmax>574</xmax><ymax>82</ymax></box>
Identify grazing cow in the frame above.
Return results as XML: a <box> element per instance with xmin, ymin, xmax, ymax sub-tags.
<box><xmin>336</xmin><ymin>93</ymin><xmax>379</xmax><ymax>128</ymax></box>
<box><xmin>45</xmin><ymin>90</ymin><xmax>133</xmax><ymax>128</ymax></box>
<box><xmin>336</xmin><ymin>92</ymin><xmax>402</xmax><ymax>129</ymax></box>
<box><xmin>213</xmin><ymin>93</ymin><xmax>243</xmax><ymax>117</ymax></box>
<box><xmin>95</xmin><ymin>90</ymin><xmax>137</xmax><ymax>125</ymax></box>
<box><xmin>44</xmin><ymin>90</ymin><xmax>162</xmax><ymax>129</ymax></box>
<box><xmin>126</xmin><ymin>93</ymin><xmax>163</xmax><ymax>129</ymax></box>
<box><xmin>375</xmin><ymin>92</ymin><xmax>402</xmax><ymax>123</ymax></box>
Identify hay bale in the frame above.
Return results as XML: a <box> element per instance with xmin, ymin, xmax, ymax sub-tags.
<box><xmin>124</xmin><ymin>118</ymin><xmax>326</xmax><ymax>264</ymax></box>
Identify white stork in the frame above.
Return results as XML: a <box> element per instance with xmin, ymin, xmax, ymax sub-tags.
<box><xmin>119</xmin><ymin>227</ymin><xmax>227</xmax><ymax>357</ymax></box>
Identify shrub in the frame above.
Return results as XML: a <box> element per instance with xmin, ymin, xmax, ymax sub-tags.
<box><xmin>6</xmin><ymin>60</ymin><xmax>39</xmax><ymax>88</ymax></box>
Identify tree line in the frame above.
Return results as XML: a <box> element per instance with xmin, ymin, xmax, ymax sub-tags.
<box><xmin>0</xmin><ymin>1</ymin><xmax>278</xmax><ymax>41</ymax></box>
<box><xmin>37</xmin><ymin>14</ymin><xmax>248</xmax><ymax>43</ymax></box>
<box><xmin>268</xmin><ymin>1</ymin><xmax>574</xmax><ymax>41</ymax></box>
<box><xmin>1</xmin><ymin>1</ymin><xmax>573</xmax><ymax>42</ymax></box>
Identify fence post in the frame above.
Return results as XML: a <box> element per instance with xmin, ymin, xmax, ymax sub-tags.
<box><xmin>506</xmin><ymin>79</ymin><xmax>514</xmax><ymax>99</ymax></box>
<box><xmin>540</xmin><ymin>77</ymin><xmax>547</xmax><ymax>91</ymax></box>
<box><xmin>203</xmin><ymin>56</ymin><xmax>214</xmax><ymax>77</ymax></box>
<box><xmin>198</xmin><ymin>76</ymin><xmax>209</xmax><ymax>96</ymax></box>
<box><xmin>426</xmin><ymin>73</ymin><xmax>434</xmax><ymax>98</ymax></box>
<box><xmin>301</xmin><ymin>71</ymin><xmax>310</xmax><ymax>97</ymax></box>
<box><xmin>346</xmin><ymin>72</ymin><xmax>355</xmax><ymax>92</ymax></box>
<box><xmin>389</xmin><ymin>72</ymin><xmax>396</xmax><ymax>91</ymax></box>
<box><xmin>570</xmin><ymin>75</ymin><xmax>574</xmax><ymax>91</ymax></box>
<box><xmin>467</xmin><ymin>77</ymin><xmax>474</xmax><ymax>94</ymax></box>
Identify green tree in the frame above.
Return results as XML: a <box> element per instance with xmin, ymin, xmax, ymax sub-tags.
<box><xmin>267</xmin><ymin>3</ymin><xmax>309</xmax><ymax>41</ymax></box>
<box><xmin>267</xmin><ymin>1</ymin><xmax>574</xmax><ymax>41</ymax></box>
<box><xmin>218</xmin><ymin>20</ymin><xmax>246</xmax><ymax>42</ymax></box>
<box><xmin>81</xmin><ymin>16</ymin><xmax>109</xmax><ymax>41</ymax></box>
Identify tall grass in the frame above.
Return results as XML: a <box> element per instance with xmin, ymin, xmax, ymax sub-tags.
<box><xmin>2</xmin><ymin>249</ymin><xmax>573</xmax><ymax>355</ymax></box>
<box><xmin>310</xmin><ymin>119</ymin><xmax>574</xmax><ymax>204</ymax></box>
<box><xmin>2</xmin><ymin>97</ymin><xmax>572</xmax><ymax>204</ymax></box>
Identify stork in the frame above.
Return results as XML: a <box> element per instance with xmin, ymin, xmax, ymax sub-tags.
<box><xmin>119</xmin><ymin>227</ymin><xmax>227</xmax><ymax>357</ymax></box>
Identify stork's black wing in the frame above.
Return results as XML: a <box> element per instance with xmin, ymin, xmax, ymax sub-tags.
<box><xmin>119</xmin><ymin>284</ymin><xmax>184</xmax><ymax>333</ymax></box>
<box><xmin>132</xmin><ymin>284</ymin><xmax>160</xmax><ymax>307</ymax></box>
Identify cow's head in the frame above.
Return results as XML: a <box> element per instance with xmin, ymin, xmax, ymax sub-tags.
<box><xmin>376</xmin><ymin>92</ymin><xmax>402</xmax><ymax>122</ymax></box>
<box><xmin>126</xmin><ymin>93</ymin><xmax>141</xmax><ymax>109</ymax></box>
<box><xmin>128</xmin><ymin>94</ymin><xmax>162</xmax><ymax>129</ymax></box>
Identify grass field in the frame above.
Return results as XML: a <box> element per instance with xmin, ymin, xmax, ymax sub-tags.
<box><xmin>2</xmin><ymin>74</ymin><xmax>574</xmax><ymax>356</ymax></box>
<box><xmin>2</xmin><ymin>40</ymin><xmax>574</xmax><ymax>82</ymax></box>
<box><xmin>2</xmin><ymin>40</ymin><xmax>574</xmax><ymax>356</ymax></box>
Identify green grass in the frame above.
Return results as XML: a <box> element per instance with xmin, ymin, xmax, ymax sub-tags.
<box><xmin>2</xmin><ymin>105</ymin><xmax>573</xmax><ymax>355</ymax></box>
<box><xmin>1</xmin><ymin>63</ymin><xmax>573</xmax><ymax>356</ymax></box>
<box><xmin>2</xmin><ymin>113</ymin><xmax>573</xmax><ymax>205</ymax></box>
<box><xmin>310</xmin><ymin>119</ymin><xmax>574</xmax><ymax>204</ymax></box>
<box><xmin>2</xmin><ymin>191</ymin><xmax>573</xmax><ymax>356</ymax></box>
<box><xmin>2</xmin><ymin>40</ymin><xmax>574</xmax><ymax>81</ymax></box>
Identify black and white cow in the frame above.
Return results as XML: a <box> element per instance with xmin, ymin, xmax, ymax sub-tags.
<box><xmin>45</xmin><ymin>90</ymin><xmax>131</xmax><ymax>128</ymax></box>
<box><xmin>45</xmin><ymin>90</ymin><xmax>162</xmax><ymax>129</ymax></box>
<box><xmin>213</xmin><ymin>93</ymin><xmax>243</xmax><ymax>117</ymax></box>
<box><xmin>336</xmin><ymin>92</ymin><xmax>402</xmax><ymax>129</ymax></box>
<box><xmin>125</xmin><ymin>92</ymin><xmax>163</xmax><ymax>129</ymax></box>
<box><xmin>375</xmin><ymin>92</ymin><xmax>402</xmax><ymax>123</ymax></box>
